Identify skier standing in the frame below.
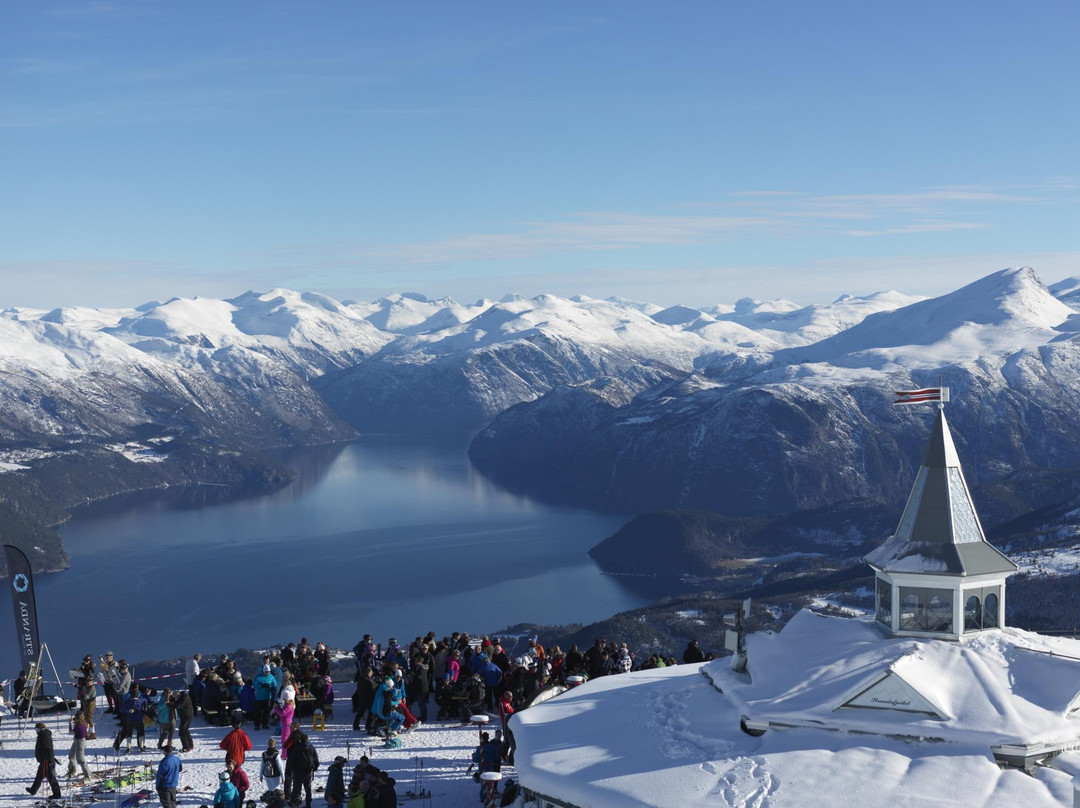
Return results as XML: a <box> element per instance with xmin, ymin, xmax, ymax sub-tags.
<box><xmin>27</xmin><ymin>722</ymin><xmax>61</xmax><ymax>800</ymax></box>
<box><xmin>155</xmin><ymin>744</ymin><xmax>182</xmax><ymax>808</ymax></box>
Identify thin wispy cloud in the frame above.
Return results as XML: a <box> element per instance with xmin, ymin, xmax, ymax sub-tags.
<box><xmin>711</xmin><ymin>185</ymin><xmax>1039</xmax><ymax>220</ymax></box>
<box><xmin>846</xmin><ymin>222</ymin><xmax>991</xmax><ymax>237</ymax></box>
<box><xmin>255</xmin><ymin>182</ymin><xmax>1053</xmax><ymax>270</ymax></box>
<box><xmin>256</xmin><ymin>213</ymin><xmax>778</xmax><ymax>269</ymax></box>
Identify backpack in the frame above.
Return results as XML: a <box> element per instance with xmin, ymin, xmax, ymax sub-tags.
<box><xmin>301</xmin><ymin>743</ymin><xmax>319</xmax><ymax>773</ymax></box>
<box><xmin>261</xmin><ymin>752</ymin><xmax>281</xmax><ymax>779</ymax></box>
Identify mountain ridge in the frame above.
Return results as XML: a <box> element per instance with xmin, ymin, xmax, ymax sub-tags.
<box><xmin>2</xmin><ymin>265</ymin><xmax>1079</xmax><ymax>572</ymax></box>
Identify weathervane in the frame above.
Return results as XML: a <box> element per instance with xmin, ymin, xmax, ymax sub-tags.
<box><xmin>893</xmin><ymin>379</ymin><xmax>950</xmax><ymax>409</ymax></box>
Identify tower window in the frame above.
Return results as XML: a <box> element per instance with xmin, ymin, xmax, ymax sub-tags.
<box><xmin>876</xmin><ymin>578</ymin><xmax>893</xmax><ymax>627</ymax></box>
<box><xmin>964</xmin><ymin>594</ymin><xmax>982</xmax><ymax>630</ymax></box>
<box><xmin>984</xmin><ymin>592</ymin><xmax>999</xmax><ymax>628</ymax></box>
<box><xmin>898</xmin><ymin>587</ymin><xmax>953</xmax><ymax>634</ymax></box>
<box><xmin>963</xmin><ymin>587</ymin><xmax>1001</xmax><ymax>632</ymax></box>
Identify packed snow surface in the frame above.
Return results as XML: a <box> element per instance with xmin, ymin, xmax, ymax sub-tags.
<box><xmin>513</xmin><ymin>652</ymin><xmax>1076</xmax><ymax>807</ymax></box>
<box><xmin>0</xmin><ymin>700</ymin><xmax>511</xmax><ymax>808</ymax></box>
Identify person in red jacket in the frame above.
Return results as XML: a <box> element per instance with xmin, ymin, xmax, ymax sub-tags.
<box><xmin>227</xmin><ymin>758</ymin><xmax>249</xmax><ymax>805</ymax></box>
<box><xmin>498</xmin><ymin>691</ymin><xmax>516</xmax><ymax>766</ymax></box>
<box><xmin>219</xmin><ymin>719</ymin><xmax>252</xmax><ymax>767</ymax></box>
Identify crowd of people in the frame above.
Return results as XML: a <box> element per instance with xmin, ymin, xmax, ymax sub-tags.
<box><xmin>11</xmin><ymin>632</ymin><xmax>715</xmax><ymax>807</ymax></box>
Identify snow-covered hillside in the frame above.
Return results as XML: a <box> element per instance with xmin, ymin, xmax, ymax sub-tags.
<box><xmin>2</xmin><ymin>265</ymin><xmax>1079</xmax><ymax>569</ymax></box>
<box><xmin>470</xmin><ymin>267</ymin><xmax>1080</xmax><ymax>528</ymax></box>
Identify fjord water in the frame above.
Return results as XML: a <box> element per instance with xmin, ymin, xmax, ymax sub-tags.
<box><xmin>28</xmin><ymin>438</ymin><xmax>656</xmax><ymax>670</ymax></box>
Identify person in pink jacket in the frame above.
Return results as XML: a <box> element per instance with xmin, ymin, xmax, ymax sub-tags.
<box><xmin>272</xmin><ymin>699</ymin><xmax>295</xmax><ymax>758</ymax></box>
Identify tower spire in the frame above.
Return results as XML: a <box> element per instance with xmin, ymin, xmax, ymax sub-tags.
<box><xmin>866</xmin><ymin>387</ymin><xmax>1016</xmax><ymax>639</ymax></box>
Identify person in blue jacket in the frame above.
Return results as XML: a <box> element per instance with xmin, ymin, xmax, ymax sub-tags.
<box><xmin>371</xmin><ymin>677</ymin><xmax>395</xmax><ymax>735</ymax></box>
<box><xmin>155</xmin><ymin>744</ymin><xmax>182</xmax><ymax>808</ymax></box>
<box><xmin>468</xmin><ymin>652</ymin><xmax>486</xmax><ymax>676</ymax></box>
<box><xmin>253</xmin><ymin>665</ymin><xmax>278</xmax><ymax>730</ymax></box>
<box><xmin>472</xmin><ymin>732</ymin><xmax>502</xmax><ymax>802</ymax></box>
<box><xmin>157</xmin><ymin>688</ymin><xmax>176</xmax><ymax>750</ymax></box>
<box><xmin>390</xmin><ymin>669</ymin><xmax>419</xmax><ymax>731</ymax></box>
<box><xmin>270</xmin><ymin>656</ymin><xmax>284</xmax><ymax>694</ymax></box>
<box><xmin>213</xmin><ymin>770</ymin><xmax>240</xmax><ymax>808</ymax></box>
<box><xmin>114</xmin><ymin>684</ymin><xmax>148</xmax><ymax>753</ymax></box>
<box><xmin>239</xmin><ymin>678</ymin><xmax>256</xmax><ymax>718</ymax></box>
<box><xmin>477</xmin><ymin>657</ymin><xmax>503</xmax><ymax>710</ymax></box>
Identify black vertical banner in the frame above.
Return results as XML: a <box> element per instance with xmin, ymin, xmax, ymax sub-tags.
<box><xmin>3</xmin><ymin>544</ymin><xmax>40</xmax><ymax>664</ymax></box>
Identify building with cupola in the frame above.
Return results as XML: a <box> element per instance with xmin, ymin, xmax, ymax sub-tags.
<box><xmin>866</xmin><ymin>407</ymin><xmax>1017</xmax><ymax>640</ymax></box>
<box><xmin>511</xmin><ymin>396</ymin><xmax>1080</xmax><ymax>808</ymax></box>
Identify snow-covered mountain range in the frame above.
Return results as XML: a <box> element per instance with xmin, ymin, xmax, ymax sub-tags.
<box><xmin>2</xmin><ymin>267</ymin><xmax>1079</xmax><ymax>569</ymax></box>
<box><xmin>471</xmin><ymin>267</ymin><xmax>1080</xmax><ymax>530</ymax></box>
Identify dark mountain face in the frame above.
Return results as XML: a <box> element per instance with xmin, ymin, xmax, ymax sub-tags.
<box><xmin>467</xmin><ymin>270</ymin><xmax>1080</xmax><ymax>529</ymax></box>
<box><xmin>314</xmin><ymin>333</ymin><xmax>685</xmax><ymax>437</ymax></box>
<box><xmin>469</xmin><ymin>346</ymin><xmax>1080</xmax><ymax>530</ymax></box>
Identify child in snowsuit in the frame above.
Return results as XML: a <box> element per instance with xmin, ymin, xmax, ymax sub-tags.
<box><xmin>213</xmin><ymin>770</ymin><xmax>240</xmax><ymax>808</ymax></box>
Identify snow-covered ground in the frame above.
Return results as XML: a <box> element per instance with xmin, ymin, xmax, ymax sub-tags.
<box><xmin>1013</xmin><ymin>545</ymin><xmax>1080</xmax><ymax>577</ymax></box>
<box><xmin>0</xmin><ymin>702</ymin><xmax>511</xmax><ymax>808</ymax></box>
<box><xmin>514</xmin><ymin>659</ymin><xmax>1078</xmax><ymax>808</ymax></box>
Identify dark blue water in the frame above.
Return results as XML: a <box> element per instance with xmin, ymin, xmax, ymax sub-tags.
<box><xmin>10</xmin><ymin>438</ymin><xmax>666</xmax><ymax>674</ymax></box>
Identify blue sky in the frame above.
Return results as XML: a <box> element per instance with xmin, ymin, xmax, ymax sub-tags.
<box><xmin>2</xmin><ymin>1</ymin><xmax>1078</xmax><ymax>308</ymax></box>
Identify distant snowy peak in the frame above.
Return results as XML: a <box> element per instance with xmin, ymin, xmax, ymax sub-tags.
<box><xmin>774</xmin><ymin>267</ymin><xmax>1074</xmax><ymax>370</ymax></box>
<box><xmin>38</xmin><ymin>306</ymin><xmax>133</xmax><ymax>329</ymax></box>
<box><xmin>720</xmin><ymin>290</ymin><xmax>924</xmax><ymax>348</ymax></box>
<box><xmin>0</xmin><ymin>315</ymin><xmax>194</xmax><ymax>390</ymax></box>
<box><xmin>650</xmin><ymin>304</ymin><xmax>711</xmax><ymax>327</ymax></box>
<box><xmin>356</xmin><ymin>293</ymin><xmax>488</xmax><ymax>334</ymax></box>
<box><xmin>1050</xmin><ymin>276</ymin><xmax>1080</xmax><ymax>311</ymax></box>
<box><xmin>377</xmin><ymin>293</ymin><xmax>709</xmax><ymax>367</ymax></box>
<box><xmin>735</xmin><ymin>296</ymin><xmax>802</xmax><ymax>316</ymax></box>
<box><xmin>108</xmin><ymin>296</ymin><xmax>240</xmax><ymax>347</ymax></box>
<box><xmin>604</xmin><ymin>296</ymin><xmax>664</xmax><ymax>316</ymax></box>
<box><xmin>982</xmin><ymin>266</ymin><xmax>1075</xmax><ymax>325</ymax></box>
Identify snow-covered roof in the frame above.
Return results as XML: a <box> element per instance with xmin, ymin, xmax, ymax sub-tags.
<box><xmin>866</xmin><ymin>408</ymin><xmax>1017</xmax><ymax>577</ymax></box>
<box><xmin>710</xmin><ymin>611</ymin><xmax>1080</xmax><ymax>751</ymax></box>
<box><xmin>513</xmin><ymin>635</ymin><xmax>1079</xmax><ymax>807</ymax></box>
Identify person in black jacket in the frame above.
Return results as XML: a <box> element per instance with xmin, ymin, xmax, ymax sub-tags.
<box><xmin>407</xmin><ymin>653</ymin><xmax>430</xmax><ymax>722</ymax></box>
<box><xmin>375</xmin><ymin>771</ymin><xmax>396</xmax><ymax>808</ymax></box>
<box><xmin>173</xmin><ymin>689</ymin><xmax>195</xmax><ymax>753</ymax></box>
<box><xmin>460</xmin><ymin>674</ymin><xmax>485</xmax><ymax>724</ymax></box>
<box><xmin>352</xmin><ymin>667</ymin><xmax>376</xmax><ymax>732</ymax></box>
<box><xmin>683</xmin><ymin>640</ymin><xmax>705</xmax><ymax>664</ymax></box>
<box><xmin>324</xmin><ymin>756</ymin><xmax>346</xmax><ymax>807</ymax></box>
<box><xmin>288</xmin><ymin>732</ymin><xmax>319</xmax><ymax>808</ymax></box>
<box><xmin>27</xmin><ymin>722</ymin><xmax>61</xmax><ymax>799</ymax></box>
